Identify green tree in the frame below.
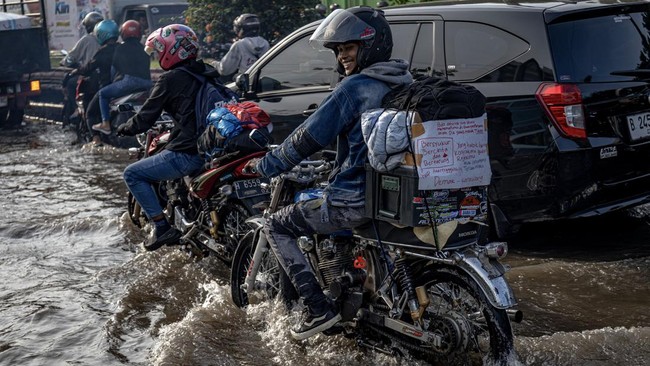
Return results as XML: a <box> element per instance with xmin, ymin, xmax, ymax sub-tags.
<box><xmin>186</xmin><ymin>0</ymin><xmax>323</xmax><ymax>48</ymax></box>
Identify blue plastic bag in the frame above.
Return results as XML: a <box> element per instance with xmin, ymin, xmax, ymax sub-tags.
<box><xmin>206</xmin><ymin>107</ymin><xmax>243</xmax><ymax>139</ymax></box>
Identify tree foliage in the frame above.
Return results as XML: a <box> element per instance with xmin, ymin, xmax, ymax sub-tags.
<box><xmin>186</xmin><ymin>0</ymin><xmax>323</xmax><ymax>48</ymax></box>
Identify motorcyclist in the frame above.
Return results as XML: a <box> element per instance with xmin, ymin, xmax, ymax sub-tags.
<box><xmin>245</xmin><ymin>7</ymin><xmax>413</xmax><ymax>340</ymax></box>
<box><xmin>115</xmin><ymin>24</ymin><xmax>223</xmax><ymax>251</ymax></box>
<box><xmin>213</xmin><ymin>13</ymin><xmax>269</xmax><ymax>81</ymax></box>
<box><xmin>60</xmin><ymin>11</ymin><xmax>103</xmax><ymax>127</ymax></box>
<box><xmin>70</xmin><ymin>19</ymin><xmax>119</xmax><ymax>144</ymax></box>
<box><xmin>91</xmin><ymin>20</ymin><xmax>152</xmax><ymax>139</ymax></box>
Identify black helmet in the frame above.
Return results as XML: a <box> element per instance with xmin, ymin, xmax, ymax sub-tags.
<box><xmin>330</xmin><ymin>3</ymin><xmax>341</xmax><ymax>11</ymax></box>
<box><xmin>233</xmin><ymin>13</ymin><xmax>261</xmax><ymax>38</ymax></box>
<box><xmin>315</xmin><ymin>3</ymin><xmax>326</xmax><ymax>15</ymax></box>
<box><xmin>82</xmin><ymin>11</ymin><xmax>104</xmax><ymax>34</ymax></box>
<box><xmin>310</xmin><ymin>7</ymin><xmax>392</xmax><ymax>74</ymax></box>
<box><xmin>377</xmin><ymin>1</ymin><xmax>389</xmax><ymax>7</ymax></box>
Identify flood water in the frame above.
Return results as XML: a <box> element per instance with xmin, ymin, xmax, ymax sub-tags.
<box><xmin>1</xmin><ymin>122</ymin><xmax>648</xmax><ymax>366</ymax></box>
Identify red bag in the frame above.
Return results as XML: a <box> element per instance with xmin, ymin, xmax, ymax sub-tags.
<box><xmin>225</xmin><ymin>101</ymin><xmax>271</xmax><ymax>129</ymax></box>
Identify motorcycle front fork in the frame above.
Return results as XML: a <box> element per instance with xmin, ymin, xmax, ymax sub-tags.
<box><xmin>243</xmin><ymin>230</ymin><xmax>269</xmax><ymax>292</ymax></box>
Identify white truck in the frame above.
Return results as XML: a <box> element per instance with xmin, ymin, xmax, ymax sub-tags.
<box><xmin>46</xmin><ymin>0</ymin><xmax>187</xmax><ymax>51</ymax></box>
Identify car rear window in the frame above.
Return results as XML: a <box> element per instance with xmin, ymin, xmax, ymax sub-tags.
<box><xmin>549</xmin><ymin>11</ymin><xmax>650</xmax><ymax>83</ymax></box>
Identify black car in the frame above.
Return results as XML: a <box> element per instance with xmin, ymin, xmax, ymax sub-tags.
<box><xmin>231</xmin><ymin>0</ymin><xmax>650</xmax><ymax>238</ymax></box>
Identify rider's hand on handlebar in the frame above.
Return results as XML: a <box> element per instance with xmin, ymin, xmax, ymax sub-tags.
<box><xmin>242</xmin><ymin>158</ymin><xmax>261</xmax><ymax>175</ymax></box>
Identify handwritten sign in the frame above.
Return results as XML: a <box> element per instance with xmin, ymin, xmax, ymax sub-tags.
<box><xmin>410</xmin><ymin>114</ymin><xmax>491</xmax><ymax>190</ymax></box>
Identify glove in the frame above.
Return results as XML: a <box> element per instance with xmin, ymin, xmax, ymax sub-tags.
<box><xmin>116</xmin><ymin>123</ymin><xmax>136</xmax><ymax>137</ymax></box>
<box><xmin>197</xmin><ymin>125</ymin><xmax>226</xmax><ymax>156</ymax></box>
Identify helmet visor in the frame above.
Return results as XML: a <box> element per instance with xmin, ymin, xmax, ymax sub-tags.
<box><xmin>309</xmin><ymin>9</ymin><xmax>376</xmax><ymax>48</ymax></box>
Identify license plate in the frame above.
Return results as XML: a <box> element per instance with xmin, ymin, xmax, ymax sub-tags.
<box><xmin>626</xmin><ymin>111</ymin><xmax>650</xmax><ymax>141</ymax></box>
<box><xmin>0</xmin><ymin>96</ymin><xmax>7</xmax><ymax>107</ymax></box>
<box><xmin>233</xmin><ymin>178</ymin><xmax>270</xmax><ymax>199</ymax></box>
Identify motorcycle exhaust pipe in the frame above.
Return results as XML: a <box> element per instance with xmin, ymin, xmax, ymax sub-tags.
<box><xmin>507</xmin><ymin>309</ymin><xmax>524</xmax><ymax>323</ymax></box>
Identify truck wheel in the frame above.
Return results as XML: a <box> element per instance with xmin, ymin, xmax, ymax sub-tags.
<box><xmin>7</xmin><ymin>107</ymin><xmax>24</xmax><ymax>127</ymax></box>
<box><xmin>0</xmin><ymin>107</ymin><xmax>8</xmax><ymax>126</ymax></box>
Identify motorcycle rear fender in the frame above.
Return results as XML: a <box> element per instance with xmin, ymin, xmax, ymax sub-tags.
<box><xmin>454</xmin><ymin>255</ymin><xmax>518</xmax><ymax>309</ymax></box>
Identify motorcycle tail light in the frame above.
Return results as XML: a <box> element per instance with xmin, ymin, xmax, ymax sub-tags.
<box><xmin>485</xmin><ymin>242</ymin><xmax>508</xmax><ymax>259</ymax></box>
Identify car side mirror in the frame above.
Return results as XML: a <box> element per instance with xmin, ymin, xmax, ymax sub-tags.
<box><xmin>235</xmin><ymin>73</ymin><xmax>255</xmax><ymax>99</ymax></box>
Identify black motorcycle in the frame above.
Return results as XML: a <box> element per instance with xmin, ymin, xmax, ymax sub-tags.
<box><xmin>231</xmin><ymin>158</ymin><xmax>522</xmax><ymax>364</ymax></box>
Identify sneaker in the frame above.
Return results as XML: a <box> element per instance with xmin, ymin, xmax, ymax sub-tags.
<box><xmin>290</xmin><ymin>308</ymin><xmax>341</xmax><ymax>341</ymax></box>
<box><xmin>144</xmin><ymin>227</ymin><xmax>181</xmax><ymax>251</ymax></box>
<box><xmin>92</xmin><ymin>123</ymin><xmax>111</xmax><ymax>135</ymax></box>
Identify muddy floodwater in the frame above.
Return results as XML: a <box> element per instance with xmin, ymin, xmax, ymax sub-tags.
<box><xmin>1</xmin><ymin>123</ymin><xmax>648</xmax><ymax>366</ymax></box>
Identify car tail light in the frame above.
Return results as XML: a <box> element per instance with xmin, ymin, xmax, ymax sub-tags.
<box><xmin>535</xmin><ymin>83</ymin><xmax>587</xmax><ymax>139</ymax></box>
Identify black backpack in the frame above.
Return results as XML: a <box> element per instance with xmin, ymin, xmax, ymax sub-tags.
<box><xmin>178</xmin><ymin>67</ymin><xmax>239</xmax><ymax>136</ymax></box>
<box><xmin>382</xmin><ymin>76</ymin><xmax>486</xmax><ymax>120</ymax></box>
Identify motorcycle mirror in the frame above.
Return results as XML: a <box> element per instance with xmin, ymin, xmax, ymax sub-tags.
<box><xmin>249</xmin><ymin>129</ymin><xmax>270</xmax><ymax>149</ymax></box>
<box><xmin>60</xmin><ymin>49</ymin><xmax>68</xmax><ymax>56</ymax></box>
<box><xmin>117</xmin><ymin>103</ymin><xmax>135</xmax><ymax>113</ymax></box>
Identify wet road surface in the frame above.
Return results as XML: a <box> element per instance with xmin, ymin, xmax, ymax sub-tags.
<box><xmin>0</xmin><ymin>122</ymin><xmax>648</xmax><ymax>365</ymax></box>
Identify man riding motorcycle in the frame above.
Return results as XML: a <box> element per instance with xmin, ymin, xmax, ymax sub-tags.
<box><xmin>245</xmin><ymin>6</ymin><xmax>413</xmax><ymax>340</ymax></box>
<box><xmin>116</xmin><ymin>24</ymin><xmax>225</xmax><ymax>251</ymax></box>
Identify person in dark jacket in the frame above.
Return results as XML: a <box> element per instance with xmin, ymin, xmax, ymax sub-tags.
<box><xmin>115</xmin><ymin>24</ymin><xmax>219</xmax><ymax>251</ymax></box>
<box><xmin>72</xmin><ymin>19</ymin><xmax>118</xmax><ymax>143</ymax></box>
<box><xmin>245</xmin><ymin>7</ymin><xmax>413</xmax><ymax>340</ymax></box>
<box><xmin>91</xmin><ymin>20</ymin><xmax>152</xmax><ymax>141</ymax></box>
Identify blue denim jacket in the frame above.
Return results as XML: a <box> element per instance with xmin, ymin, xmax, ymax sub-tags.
<box><xmin>257</xmin><ymin>60</ymin><xmax>412</xmax><ymax>207</ymax></box>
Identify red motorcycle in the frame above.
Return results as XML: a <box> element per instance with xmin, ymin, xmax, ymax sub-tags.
<box><xmin>128</xmin><ymin>126</ymin><xmax>272</xmax><ymax>263</ymax></box>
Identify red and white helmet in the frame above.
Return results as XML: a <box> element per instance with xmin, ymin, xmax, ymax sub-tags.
<box><xmin>145</xmin><ymin>24</ymin><xmax>199</xmax><ymax>70</ymax></box>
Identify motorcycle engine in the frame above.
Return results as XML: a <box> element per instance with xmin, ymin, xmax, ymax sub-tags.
<box><xmin>316</xmin><ymin>237</ymin><xmax>354</xmax><ymax>287</ymax></box>
<box><xmin>317</xmin><ymin>237</ymin><xmax>367</xmax><ymax>321</ymax></box>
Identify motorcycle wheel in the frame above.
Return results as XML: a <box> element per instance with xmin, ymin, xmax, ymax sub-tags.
<box><xmin>230</xmin><ymin>229</ymin><xmax>294</xmax><ymax>308</ymax></box>
<box><xmin>76</xmin><ymin>116</ymin><xmax>92</xmax><ymax>145</ymax></box>
<box><xmin>415</xmin><ymin>266</ymin><xmax>514</xmax><ymax>365</ymax></box>
<box><xmin>217</xmin><ymin>202</ymin><xmax>250</xmax><ymax>263</ymax></box>
<box><xmin>127</xmin><ymin>192</ymin><xmax>145</xmax><ymax>228</ymax></box>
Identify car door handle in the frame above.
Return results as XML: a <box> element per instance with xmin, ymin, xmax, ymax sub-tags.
<box><xmin>302</xmin><ymin>104</ymin><xmax>319</xmax><ymax>116</ymax></box>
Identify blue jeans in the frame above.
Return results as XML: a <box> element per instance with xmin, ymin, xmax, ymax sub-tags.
<box><xmin>98</xmin><ymin>75</ymin><xmax>152</xmax><ymax>122</ymax></box>
<box><xmin>123</xmin><ymin>149</ymin><xmax>204</xmax><ymax>220</ymax></box>
<box><xmin>264</xmin><ymin>198</ymin><xmax>368</xmax><ymax>313</ymax></box>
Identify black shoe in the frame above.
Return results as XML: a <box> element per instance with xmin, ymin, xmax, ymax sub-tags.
<box><xmin>291</xmin><ymin>308</ymin><xmax>341</xmax><ymax>340</ymax></box>
<box><xmin>144</xmin><ymin>227</ymin><xmax>181</xmax><ymax>251</ymax></box>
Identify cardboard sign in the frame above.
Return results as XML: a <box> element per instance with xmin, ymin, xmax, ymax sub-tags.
<box><xmin>405</xmin><ymin>113</ymin><xmax>491</xmax><ymax>190</ymax></box>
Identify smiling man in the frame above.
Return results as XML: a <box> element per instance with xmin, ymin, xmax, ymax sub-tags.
<box><xmin>245</xmin><ymin>6</ymin><xmax>413</xmax><ymax>340</ymax></box>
